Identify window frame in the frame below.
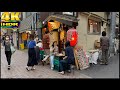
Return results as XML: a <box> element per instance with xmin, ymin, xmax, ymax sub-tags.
<box><xmin>87</xmin><ymin>18</ymin><xmax>101</xmax><ymax>35</ymax></box>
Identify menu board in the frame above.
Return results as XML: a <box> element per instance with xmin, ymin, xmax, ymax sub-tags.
<box><xmin>74</xmin><ymin>46</ymin><xmax>89</xmax><ymax>70</ymax></box>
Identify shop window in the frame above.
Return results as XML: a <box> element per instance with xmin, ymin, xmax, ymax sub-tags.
<box><xmin>88</xmin><ymin>19</ymin><xmax>101</xmax><ymax>35</ymax></box>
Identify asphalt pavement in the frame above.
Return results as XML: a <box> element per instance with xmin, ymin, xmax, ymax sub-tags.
<box><xmin>79</xmin><ymin>54</ymin><xmax>119</xmax><ymax>78</ymax></box>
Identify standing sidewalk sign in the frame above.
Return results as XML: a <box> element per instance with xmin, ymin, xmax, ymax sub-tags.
<box><xmin>74</xmin><ymin>46</ymin><xmax>89</xmax><ymax>70</ymax></box>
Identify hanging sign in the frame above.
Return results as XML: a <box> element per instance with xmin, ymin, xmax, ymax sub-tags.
<box><xmin>48</xmin><ymin>21</ymin><xmax>60</xmax><ymax>32</ymax></box>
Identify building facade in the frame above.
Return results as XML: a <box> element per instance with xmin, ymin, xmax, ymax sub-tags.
<box><xmin>76</xmin><ymin>12</ymin><xmax>108</xmax><ymax>51</ymax></box>
<box><xmin>76</xmin><ymin>12</ymin><xmax>119</xmax><ymax>51</ymax></box>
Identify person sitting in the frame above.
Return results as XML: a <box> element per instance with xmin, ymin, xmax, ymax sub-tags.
<box><xmin>49</xmin><ymin>41</ymin><xmax>59</xmax><ymax>70</ymax></box>
<box><xmin>59</xmin><ymin>41</ymin><xmax>75</xmax><ymax>75</ymax></box>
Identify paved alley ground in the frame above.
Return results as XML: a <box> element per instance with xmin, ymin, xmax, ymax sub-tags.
<box><xmin>1</xmin><ymin>46</ymin><xmax>119</xmax><ymax>79</ymax></box>
<box><xmin>1</xmin><ymin>47</ymin><xmax>91</xmax><ymax>79</ymax></box>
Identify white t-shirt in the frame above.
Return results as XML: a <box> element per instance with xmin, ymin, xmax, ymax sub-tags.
<box><xmin>36</xmin><ymin>42</ymin><xmax>43</xmax><ymax>48</ymax></box>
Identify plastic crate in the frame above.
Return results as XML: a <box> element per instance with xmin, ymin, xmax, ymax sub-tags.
<box><xmin>54</xmin><ymin>59</ymin><xmax>59</xmax><ymax>66</ymax></box>
<box><xmin>40</xmin><ymin>51</ymin><xmax>45</xmax><ymax>55</ymax></box>
<box><xmin>54</xmin><ymin>56</ymin><xmax>59</xmax><ymax>60</ymax></box>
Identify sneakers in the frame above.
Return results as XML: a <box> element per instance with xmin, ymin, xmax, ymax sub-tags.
<box><xmin>31</xmin><ymin>67</ymin><xmax>36</xmax><ymax>70</ymax></box>
<box><xmin>26</xmin><ymin>66</ymin><xmax>35</xmax><ymax>71</ymax></box>
<box><xmin>26</xmin><ymin>66</ymin><xmax>30</xmax><ymax>71</ymax></box>
<box><xmin>67</xmin><ymin>70</ymin><xmax>71</xmax><ymax>73</ymax></box>
<box><xmin>8</xmin><ymin>65</ymin><xmax>11</xmax><ymax>70</ymax></box>
<box><xmin>51</xmin><ymin>67</ymin><xmax>54</xmax><ymax>70</ymax></box>
<box><xmin>59</xmin><ymin>71</ymin><xmax>65</xmax><ymax>75</ymax></box>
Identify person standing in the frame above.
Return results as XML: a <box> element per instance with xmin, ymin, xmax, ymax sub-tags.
<box><xmin>26</xmin><ymin>34</ymin><xmax>36</xmax><ymax>71</ymax></box>
<box><xmin>34</xmin><ymin>35</ymin><xmax>39</xmax><ymax>44</ymax></box>
<box><xmin>100</xmin><ymin>31</ymin><xmax>109</xmax><ymax>65</ymax></box>
<box><xmin>42</xmin><ymin>30</ymin><xmax>50</xmax><ymax>49</ymax></box>
<box><xmin>59</xmin><ymin>41</ymin><xmax>75</xmax><ymax>75</ymax></box>
<box><xmin>50</xmin><ymin>41</ymin><xmax>58</xmax><ymax>70</ymax></box>
<box><xmin>4</xmin><ymin>35</ymin><xmax>14</xmax><ymax>70</ymax></box>
<box><xmin>35</xmin><ymin>39</ymin><xmax>43</xmax><ymax>65</ymax></box>
<box><xmin>10</xmin><ymin>35</ymin><xmax>13</xmax><ymax>45</ymax></box>
<box><xmin>36</xmin><ymin>39</ymin><xmax>43</xmax><ymax>50</ymax></box>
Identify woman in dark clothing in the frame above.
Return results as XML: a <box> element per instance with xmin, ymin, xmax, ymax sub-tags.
<box><xmin>26</xmin><ymin>34</ymin><xmax>36</xmax><ymax>71</ymax></box>
<box><xmin>4</xmin><ymin>35</ymin><xmax>13</xmax><ymax>70</ymax></box>
<box><xmin>100</xmin><ymin>31</ymin><xmax>109</xmax><ymax>65</ymax></box>
<box><xmin>59</xmin><ymin>41</ymin><xmax>75</xmax><ymax>75</ymax></box>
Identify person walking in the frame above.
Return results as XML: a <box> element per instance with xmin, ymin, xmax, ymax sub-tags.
<box><xmin>100</xmin><ymin>31</ymin><xmax>110</xmax><ymax>65</ymax></box>
<box><xmin>50</xmin><ymin>41</ymin><xmax>58</xmax><ymax>70</ymax></box>
<box><xmin>59</xmin><ymin>41</ymin><xmax>75</xmax><ymax>75</ymax></box>
<box><xmin>26</xmin><ymin>34</ymin><xmax>36</xmax><ymax>71</ymax></box>
<box><xmin>4</xmin><ymin>35</ymin><xmax>14</xmax><ymax>70</ymax></box>
<box><xmin>114</xmin><ymin>37</ymin><xmax>119</xmax><ymax>55</ymax></box>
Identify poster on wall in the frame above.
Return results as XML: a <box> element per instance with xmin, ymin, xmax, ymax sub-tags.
<box><xmin>74</xmin><ymin>46</ymin><xmax>89</xmax><ymax>70</ymax></box>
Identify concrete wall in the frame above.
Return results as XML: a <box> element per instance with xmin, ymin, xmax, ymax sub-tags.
<box><xmin>76</xmin><ymin>12</ymin><xmax>108</xmax><ymax>51</ymax></box>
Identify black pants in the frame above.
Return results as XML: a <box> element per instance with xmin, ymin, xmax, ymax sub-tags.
<box><xmin>27</xmin><ymin>48</ymin><xmax>36</xmax><ymax>66</ymax></box>
<box><xmin>5</xmin><ymin>51</ymin><xmax>12</xmax><ymax>65</ymax></box>
<box><xmin>59</xmin><ymin>60</ymin><xmax>70</xmax><ymax>72</ymax></box>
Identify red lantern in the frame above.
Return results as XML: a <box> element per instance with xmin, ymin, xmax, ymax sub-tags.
<box><xmin>67</xmin><ymin>28</ymin><xmax>78</xmax><ymax>47</ymax></box>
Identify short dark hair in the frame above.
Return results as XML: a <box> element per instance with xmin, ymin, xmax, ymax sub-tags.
<box><xmin>45</xmin><ymin>30</ymin><xmax>49</xmax><ymax>34</ymax></box>
<box><xmin>65</xmin><ymin>41</ymin><xmax>70</xmax><ymax>47</ymax></box>
<box><xmin>102</xmin><ymin>31</ymin><xmax>106</xmax><ymax>36</ymax></box>
<box><xmin>5</xmin><ymin>35</ymin><xmax>10</xmax><ymax>38</ymax></box>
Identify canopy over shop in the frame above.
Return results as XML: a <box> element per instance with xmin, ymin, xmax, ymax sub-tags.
<box><xmin>42</xmin><ymin>14</ymin><xmax>79</xmax><ymax>53</ymax></box>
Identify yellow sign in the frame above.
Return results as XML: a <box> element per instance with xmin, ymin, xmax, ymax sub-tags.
<box><xmin>1</xmin><ymin>12</ymin><xmax>21</xmax><ymax>29</ymax></box>
<box><xmin>48</xmin><ymin>21</ymin><xmax>60</xmax><ymax>31</ymax></box>
<box><xmin>1</xmin><ymin>12</ymin><xmax>20</xmax><ymax>21</ymax></box>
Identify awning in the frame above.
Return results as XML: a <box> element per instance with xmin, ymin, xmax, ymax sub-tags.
<box><xmin>19</xmin><ymin>15</ymin><xmax>33</xmax><ymax>33</ymax></box>
<box><xmin>43</xmin><ymin>14</ymin><xmax>79</xmax><ymax>27</ymax></box>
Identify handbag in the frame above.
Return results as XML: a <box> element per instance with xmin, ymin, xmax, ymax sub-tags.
<box><xmin>10</xmin><ymin>45</ymin><xmax>16</xmax><ymax>54</ymax></box>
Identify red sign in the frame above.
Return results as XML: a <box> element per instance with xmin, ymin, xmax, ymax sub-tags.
<box><xmin>67</xmin><ymin>28</ymin><xmax>78</xmax><ymax>47</ymax></box>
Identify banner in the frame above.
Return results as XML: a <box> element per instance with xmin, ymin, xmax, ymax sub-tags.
<box><xmin>48</xmin><ymin>21</ymin><xmax>60</xmax><ymax>31</ymax></box>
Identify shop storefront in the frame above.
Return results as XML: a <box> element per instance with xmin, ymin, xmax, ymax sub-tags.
<box><xmin>19</xmin><ymin>15</ymin><xmax>34</xmax><ymax>49</ymax></box>
<box><xmin>42</xmin><ymin>14</ymin><xmax>79</xmax><ymax>53</ymax></box>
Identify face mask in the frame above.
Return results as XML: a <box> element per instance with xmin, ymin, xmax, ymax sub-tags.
<box><xmin>6</xmin><ymin>38</ymin><xmax>9</xmax><ymax>40</ymax></box>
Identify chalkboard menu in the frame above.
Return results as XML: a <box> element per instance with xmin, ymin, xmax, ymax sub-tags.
<box><xmin>74</xmin><ymin>46</ymin><xmax>89</xmax><ymax>70</ymax></box>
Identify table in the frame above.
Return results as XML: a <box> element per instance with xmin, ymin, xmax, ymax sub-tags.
<box><xmin>54</xmin><ymin>54</ymin><xmax>65</xmax><ymax>72</ymax></box>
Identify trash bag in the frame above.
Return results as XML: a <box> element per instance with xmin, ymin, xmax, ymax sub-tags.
<box><xmin>91</xmin><ymin>52</ymin><xmax>99</xmax><ymax>64</ymax></box>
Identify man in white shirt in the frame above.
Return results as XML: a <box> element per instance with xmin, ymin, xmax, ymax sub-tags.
<box><xmin>36</xmin><ymin>39</ymin><xmax>43</xmax><ymax>48</ymax></box>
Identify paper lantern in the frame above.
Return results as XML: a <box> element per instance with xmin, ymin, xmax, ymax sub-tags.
<box><xmin>67</xmin><ymin>28</ymin><xmax>78</xmax><ymax>47</ymax></box>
